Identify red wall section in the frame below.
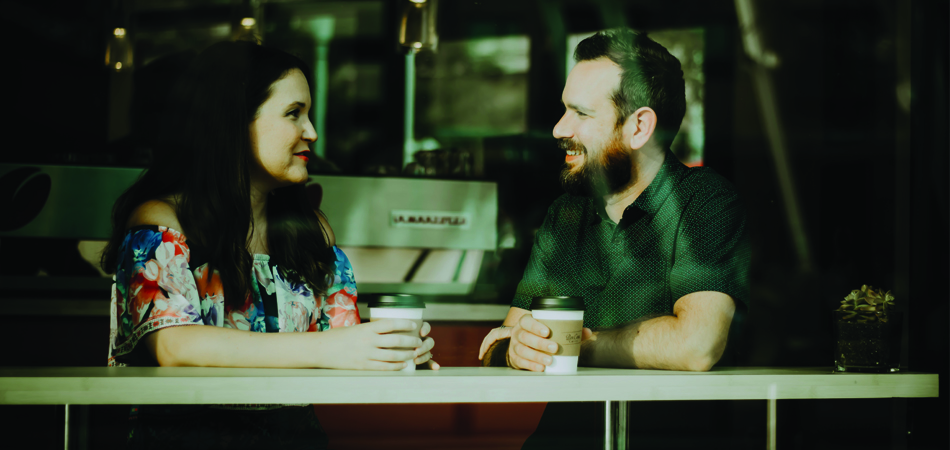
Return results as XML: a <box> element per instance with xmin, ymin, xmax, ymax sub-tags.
<box><xmin>313</xmin><ymin>322</ymin><xmax>547</xmax><ymax>449</ymax></box>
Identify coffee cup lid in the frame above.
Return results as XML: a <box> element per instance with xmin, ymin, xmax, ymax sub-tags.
<box><xmin>530</xmin><ymin>296</ymin><xmax>585</xmax><ymax>311</ymax></box>
<box><xmin>365</xmin><ymin>294</ymin><xmax>426</xmax><ymax>309</ymax></box>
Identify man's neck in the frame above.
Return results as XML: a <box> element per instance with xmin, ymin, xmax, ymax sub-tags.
<box><xmin>602</xmin><ymin>148</ymin><xmax>665</xmax><ymax>223</ymax></box>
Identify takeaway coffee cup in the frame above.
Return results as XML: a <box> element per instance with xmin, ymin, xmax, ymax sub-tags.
<box><xmin>367</xmin><ymin>294</ymin><xmax>426</xmax><ymax>372</ymax></box>
<box><xmin>530</xmin><ymin>296</ymin><xmax>585</xmax><ymax>374</ymax></box>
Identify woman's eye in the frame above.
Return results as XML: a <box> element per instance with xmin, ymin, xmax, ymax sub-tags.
<box><xmin>287</xmin><ymin>109</ymin><xmax>300</xmax><ymax>118</ymax></box>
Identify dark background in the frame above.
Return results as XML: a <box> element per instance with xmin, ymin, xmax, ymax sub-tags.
<box><xmin>2</xmin><ymin>0</ymin><xmax>947</xmax><ymax>449</ymax></box>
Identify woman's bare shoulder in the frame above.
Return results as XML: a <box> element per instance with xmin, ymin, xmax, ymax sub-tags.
<box><xmin>127</xmin><ymin>198</ymin><xmax>183</xmax><ymax>232</ymax></box>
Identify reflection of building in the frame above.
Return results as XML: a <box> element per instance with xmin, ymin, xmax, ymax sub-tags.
<box><xmin>416</xmin><ymin>36</ymin><xmax>531</xmax><ymax>138</ymax></box>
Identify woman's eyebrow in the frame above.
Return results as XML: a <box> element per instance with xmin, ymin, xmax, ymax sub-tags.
<box><xmin>286</xmin><ymin>101</ymin><xmax>307</xmax><ymax>109</ymax></box>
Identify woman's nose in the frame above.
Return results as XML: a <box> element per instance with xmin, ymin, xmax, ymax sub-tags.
<box><xmin>303</xmin><ymin>119</ymin><xmax>317</xmax><ymax>143</ymax></box>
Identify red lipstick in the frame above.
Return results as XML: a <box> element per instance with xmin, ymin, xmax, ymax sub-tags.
<box><xmin>294</xmin><ymin>150</ymin><xmax>311</xmax><ymax>162</ymax></box>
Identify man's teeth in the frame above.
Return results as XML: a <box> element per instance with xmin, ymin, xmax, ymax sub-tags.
<box><xmin>566</xmin><ymin>150</ymin><xmax>582</xmax><ymax>156</ymax></box>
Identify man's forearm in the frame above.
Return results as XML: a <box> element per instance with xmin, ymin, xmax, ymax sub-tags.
<box><xmin>579</xmin><ymin>314</ymin><xmax>661</xmax><ymax>369</ymax></box>
<box><xmin>581</xmin><ymin>292</ymin><xmax>735</xmax><ymax>371</ymax></box>
<box><xmin>580</xmin><ymin>314</ymin><xmax>722</xmax><ymax>371</ymax></box>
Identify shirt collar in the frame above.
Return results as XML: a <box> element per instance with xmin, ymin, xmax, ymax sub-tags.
<box><xmin>589</xmin><ymin>149</ymin><xmax>684</xmax><ymax>226</ymax></box>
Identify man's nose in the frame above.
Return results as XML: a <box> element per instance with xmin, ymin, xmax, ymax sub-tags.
<box><xmin>552</xmin><ymin>113</ymin><xmax>572</xmax><ymax>139</ymax></box>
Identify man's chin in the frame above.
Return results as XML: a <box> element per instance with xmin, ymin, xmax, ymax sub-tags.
<box><xmin>559</xmin><ymin>168</ymin><xmax>594</xmax><ymax>197</ymax></box>
<box><xmin>563</xmin><ymin>163</ymin><xmax>584</xmax><ymax>177</ymax></box>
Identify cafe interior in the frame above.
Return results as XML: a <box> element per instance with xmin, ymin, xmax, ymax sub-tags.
<box><xmin>1</xmin><ymin>0</ymin><xmax>947</xmax><ymax>448</ymax></box>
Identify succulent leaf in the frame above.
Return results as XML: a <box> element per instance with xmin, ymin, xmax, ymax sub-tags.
<box><xmin>837</xmin><ymin>286</ymin><xmax>896</xmax><ymax>321</ymax></box>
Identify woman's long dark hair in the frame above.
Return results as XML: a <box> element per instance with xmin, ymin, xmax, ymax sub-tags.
<box><xmin>101</xmin><ymin>41</ymin><xmax>335</xmax><ymax>308</ymax></box>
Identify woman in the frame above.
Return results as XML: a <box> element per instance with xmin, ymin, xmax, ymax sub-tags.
<box><xmin>101</xmin><ymin>41</ymin><xmax>437</xmax><ymax>448</ymax></box>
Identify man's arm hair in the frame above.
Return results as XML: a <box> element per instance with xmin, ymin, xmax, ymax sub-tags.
<box><xmin>579</xmin><ymin>291</ymin><xmax>735</xmax><ymax>371</ymax></box>
<box><xmin>579</xmin><ymin>314</ymin><xmax>670</xmax><ymax>368</ymax></box>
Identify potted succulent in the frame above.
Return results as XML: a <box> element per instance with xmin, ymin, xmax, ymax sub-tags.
<box><xmin>834</xmin><ymin>285</ymin><xmax>902</xmax><ymax>372</ymax></box>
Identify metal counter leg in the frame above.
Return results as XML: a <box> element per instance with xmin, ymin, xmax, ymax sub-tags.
<box><xmin>617</xmin><ymin>401</ymin><xmax>628</xmax><ymax>449</ymax></box>
<box><xmin>604</xmin><ymin>401</ymin><xmax>629</xmax><ymax>450</ymax></box>
<box><xmin>767</xmin><ymin>398</ymin><xmax>777</xmax><ymax>450</ymax></box>
<box><xmin>64</xmin><ymin>403</ymin><xmax>70</xmax><ymax>450</ymax></box>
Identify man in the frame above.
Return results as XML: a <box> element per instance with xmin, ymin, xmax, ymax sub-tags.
<box><xmin>477</xmin><ymin>28</ymin><xmax>750</xmax><ymax>447</ymax></box>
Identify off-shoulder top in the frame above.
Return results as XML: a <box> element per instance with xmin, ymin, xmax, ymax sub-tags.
<box><xmin>107</xmin><ymin>225</ymin><xmax>360</xmax><ymax>367</ymax></box>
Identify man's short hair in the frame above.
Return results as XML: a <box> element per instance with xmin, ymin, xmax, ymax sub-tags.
<box><xmin>574</xmin><ymin>28</ymin><xmax>686</xmax><ymax>148</ymax></box>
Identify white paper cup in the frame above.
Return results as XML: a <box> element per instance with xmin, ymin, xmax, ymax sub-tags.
<box><xmin>367</xmin><ymin>294</ymin><xmax>426</xmax><ymax>372</ymax></box>
<box><xmin>531</xmin><ymin>297</ymin><xmax>585</xmax><ymax>375</ymax></box>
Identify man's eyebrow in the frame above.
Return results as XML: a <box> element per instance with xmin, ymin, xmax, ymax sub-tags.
<box><xmin>564</xmin><ymin>102</ymin><xmax>593</xmax><ymax>114</ymax></box>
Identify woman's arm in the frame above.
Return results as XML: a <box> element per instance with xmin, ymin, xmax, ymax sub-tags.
<box><xmin>123</xmin><ymin>203</ymin><xmax>434</xmax><ymax>370</ymax></box>
<box><xmin>143</xmin><ymin>319</ymin><xmax>423</xmax><ymax>370</ymax></box>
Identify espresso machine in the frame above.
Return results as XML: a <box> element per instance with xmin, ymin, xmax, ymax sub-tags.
<box><xmin>0</xmin><ymin>164</ymin><xmax>500</xmax><ymax>320</ymax></box>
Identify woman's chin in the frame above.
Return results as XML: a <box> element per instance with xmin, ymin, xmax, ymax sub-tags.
<box><xmin>289</xmin><ymin>168</ymin><xmax>311</xmax><ymax>185</ymax></box>
<box><xmin>269</xmin><ymin>174</ymin><xmax>310</xmax><ymax>190</ymax></box>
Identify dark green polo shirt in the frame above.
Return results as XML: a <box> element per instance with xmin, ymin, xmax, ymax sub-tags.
<box><xmin>511</xmin><ymin>149</ymin><xmax>750</xmax><ymax>329</ymax></box>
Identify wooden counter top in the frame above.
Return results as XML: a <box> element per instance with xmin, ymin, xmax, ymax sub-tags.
<box><xmin>0</xmin><ymin>366</ymin><xmax>937</xmax><ymax>405</ymax></box>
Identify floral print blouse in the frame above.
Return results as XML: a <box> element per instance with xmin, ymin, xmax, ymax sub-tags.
<box><xmin>108</xmin><ymin>225</ymin><xmax>360</xmax><ymax>367</ymax></box>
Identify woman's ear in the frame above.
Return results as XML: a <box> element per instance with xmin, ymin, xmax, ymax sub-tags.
<box><xmin>621</xmin><ymin>107</ymin><xmax>658</xmax><ymax>150</ymax></box>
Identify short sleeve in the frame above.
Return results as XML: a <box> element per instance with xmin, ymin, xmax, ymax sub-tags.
<box><xmin>321</xmin><ymin>246</ymin><xmax>360</xmax><ymax>329</ymax></box>
<box><xmin>108</xmin><ymin>226</ymin><xmax>204</xmax><ymax>367</ymax></box>
<box><xmin>669</xmin><ymin>186</ymin><xmax>751</xmax><ymax>309</ymax></box>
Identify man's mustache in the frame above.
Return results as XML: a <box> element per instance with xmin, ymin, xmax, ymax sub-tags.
<box><xmin>558</xmin><ymin>139</ymin><xmax>586</xmax><ymax>154</ymax></box>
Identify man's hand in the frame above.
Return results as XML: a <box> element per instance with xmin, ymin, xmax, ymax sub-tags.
<box><xmin>477</xmin><ymin>311</ymin><xmax>556</xmax><ymax>371</ymax></box>
<box><xmin>477</xmin><ymin>325</ymin><xmax>512</xmax><ymax>361</ymax></box>
<box><xmin>479</xmin><ymin>308</ymin><xmax>595</xmax><ymax>371</ymax></box>
<box><xmin>507</xmin><ymin>314</ymin><xmax>559</xmax><ymax>371</ymax></box>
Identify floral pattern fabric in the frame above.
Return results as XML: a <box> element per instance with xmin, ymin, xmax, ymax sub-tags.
<box><xmin>108</xmin><ymin>225</ymin><xmax>360</xmax><ymax>367</ymax></box>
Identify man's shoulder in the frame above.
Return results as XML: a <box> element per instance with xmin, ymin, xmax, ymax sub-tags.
<box><xmin>675</xmin><ymin>166</ymin><xmax>742</xmax><ymax>203</ymax></box>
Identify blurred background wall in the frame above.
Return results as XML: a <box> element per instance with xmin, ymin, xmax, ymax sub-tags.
<box><xmin>1</xmin><ymin>0</ymin><xmax>947</xmax><ymax>449</ymax></box>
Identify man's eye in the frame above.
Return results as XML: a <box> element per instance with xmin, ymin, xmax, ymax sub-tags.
<box><xmin>576</xmin><ymin>111</ymin><xmax>587</xmax><ymax>117</ymax></box>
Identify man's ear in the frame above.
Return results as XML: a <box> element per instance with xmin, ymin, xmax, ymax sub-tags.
<box><xmin>621</xmin><ymin>106</ymin><xmax>658</xmax><ymax>150</ymax></box>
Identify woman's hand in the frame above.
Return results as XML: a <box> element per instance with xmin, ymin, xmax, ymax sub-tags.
<box><xmin>414</xmin><ymin>322</ymin><xmax>440</xmax><ymax>370</ymax></box>
<box><xmin>318</xmin><ymin>319</ymin><xmax>423</xmax><ymax>370</ymax></box>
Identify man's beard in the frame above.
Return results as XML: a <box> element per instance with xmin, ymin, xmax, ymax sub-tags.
<box><xmin>559</xmin><ymin>133</ymin><xmax>636</xmax><ymax>197</ymax></box>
